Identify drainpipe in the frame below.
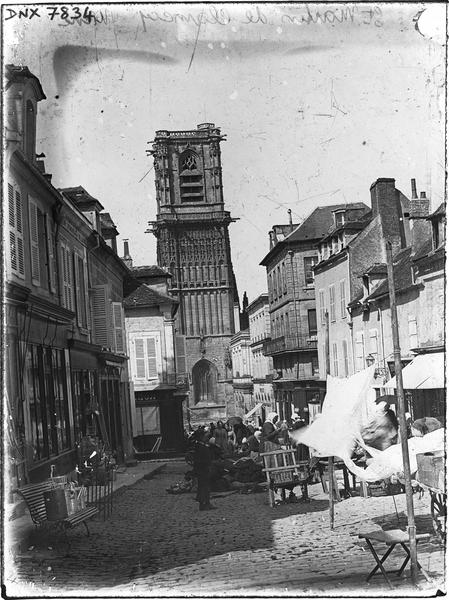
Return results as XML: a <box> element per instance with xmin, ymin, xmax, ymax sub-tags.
<box><xmin>378</xmin><ymin>305</ymin><xmax>387</xmax><ymax>374</ymax></box>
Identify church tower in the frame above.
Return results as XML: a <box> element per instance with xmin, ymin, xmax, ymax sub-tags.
<box><xmin>148</xmin><ymin>123</ymin><xmax>239</xmax><ymax>424</ymax></box>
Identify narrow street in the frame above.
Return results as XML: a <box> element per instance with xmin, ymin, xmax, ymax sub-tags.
<box><xmin>6</xmin><ymin>462</ymin><xmax>445</xmax><ymax>597</ymax></box>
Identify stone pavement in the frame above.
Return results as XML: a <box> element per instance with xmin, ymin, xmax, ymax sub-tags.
<box><xmin>4</xmin><ymin>461</ymin><xmax>446</xmax><ymax>598</ymax></box>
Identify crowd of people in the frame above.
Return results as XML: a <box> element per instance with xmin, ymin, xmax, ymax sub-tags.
<box><xmin>185</xmin><ymin>410</ymin><xmax>308</xmax><ymax>511</ymax></box>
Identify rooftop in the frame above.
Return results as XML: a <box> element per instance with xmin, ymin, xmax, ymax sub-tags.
<box><xmin>123</xmin><ymin>283</ymin><xmax>177</xmax><ymax>309</ymax></box>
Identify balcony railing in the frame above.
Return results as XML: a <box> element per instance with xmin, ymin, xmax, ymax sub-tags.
<box><xmin>263</xmin><ymin>334</ymin><xmax>318</xmax><ymax>356</ymax></box>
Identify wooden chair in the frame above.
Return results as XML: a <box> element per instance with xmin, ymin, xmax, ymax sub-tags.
<box><xmin>261</xmin><ymin>448</ymin><xmax>309</xmax><ymax>507</ymax></box>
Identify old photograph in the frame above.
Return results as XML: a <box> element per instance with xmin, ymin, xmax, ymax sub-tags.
<box><xmin>2</xmin><ymin>2</ymin><xmax>446</xmax><ymax>597</ymax></box>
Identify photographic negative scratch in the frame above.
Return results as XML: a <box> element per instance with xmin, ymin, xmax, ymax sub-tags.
<box><xmin>187</xmin><ymin>10</ymin><xmax>204</xmax><ymax>72</ymax></box>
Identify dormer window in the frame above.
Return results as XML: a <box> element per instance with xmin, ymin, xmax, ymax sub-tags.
<box><xmin>179</xmin><ymin>150</ymin><xmax>203</xmax><ymax>202</ymax></box>
<box><xmin>334</xmin><ymin>210</ymin><xmax>346</xmax><ymax>227</ymax></box>
<box><xmin>362</xmin><ymin>274</ymin><xmax>370</xmax><ymax>297</ymax></box>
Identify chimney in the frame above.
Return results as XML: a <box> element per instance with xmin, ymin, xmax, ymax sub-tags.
<box><xmin>288</xmin><ymin>209</ymin><xmax>293</xmax><ymax>232</ymax></box>
<box><xmin>411</xmin><ymin>178</ymin><xmax>418</xmax><ymax>199</ymax></box>
<box><xmin>409</xmin><ymin>190</ymin><xmax>431</xmax><ymax>252</ymax></box>
<box><xmin>122</xmin><ymin>239</ymin><xmax>133</xmax><ymax>268</ymax></box>
<box><xmin>370</xmin><ymin>178</ymin><xmax>404</xmax><ymax>249</ymax></box>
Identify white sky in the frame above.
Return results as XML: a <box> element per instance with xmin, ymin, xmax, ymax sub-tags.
<box><xmin>4</xmin><ymin>2</ymin><xmax>445</xmax><ymax>300</ymax></box>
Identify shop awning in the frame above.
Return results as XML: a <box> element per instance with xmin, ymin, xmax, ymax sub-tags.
<box><xmin>384</xmin><ymin>352</ymin><xmax>445</xmax><ymax>390</ymax></box>
<box><xmin>244</xmin><ymin>402</ymin><xmax>264</xmax><ymax>419</ymax></box>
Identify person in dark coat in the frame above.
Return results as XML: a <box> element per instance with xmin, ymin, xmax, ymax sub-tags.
<box><xmin>193</xmin><ymin>429</ymin><xmax>216</xmax><ymax>511</ymax></box>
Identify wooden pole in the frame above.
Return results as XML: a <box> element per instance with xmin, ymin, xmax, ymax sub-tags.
<box><xmin>385</xmin><ymin>241</ymin><xmax>418</xmax><ymax>583</ymax></box>
<box><xmin>324</xmin><ymin>311</ymin><xmax>335</xmax><ymax>529</ymax></box>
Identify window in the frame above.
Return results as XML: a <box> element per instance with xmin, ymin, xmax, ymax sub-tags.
<box><xmin>369</xmin><ymin>329</ymin><xmax>379</xmax><ymax>362</ymax></box>
<box><xmin>112</xmin><ymin>302</ymin><xmax>125</xmax><ymax>353</ymax></box>
<box><xmin>334</xmin><ymin>211</ymin><xmax>345</xmax><ymax>227</ymax></box>
<box><xmin>29</xmin><ymin>198</ymin><xmax>41</xmax><ymax>285</ymax></box>
<box><xmin>408</xmin><ymin>316</ymin><xmax>418</xmax><ymax>349</ymax></box>
<box><xmin>136</xmin><ymin>405</ymin><xmax>161</xmax><ymax>436</ymax></box>
<box><xmin>175</xmin><ymin>335</ymin><xmax>187</xmax><ymax>374</ymax></box>
<box><xmin>192</xmin><ymin>359</ymin><xmax>218</xmax><ymax>404</ymax></box>
<box><xmin>8</xmin><ymin>183</ymin><xmax>25</xmax><ymax>278</ymax></box>
<box><xmin>283</xmin><ymin>261</ymin><xmax>287</xmax><ymax>294</ymax></box>
<box><xmin>340</xmin><ymin>280</ymin><xmax>346</xmax><ymax>319</ymax></box>
<box><xmin>24</xmin><ymin>345</ymin><xmax>71</xmax><ymax>462</ymax></box>
<box><xmin>342</xmin><ymin>339</ymin><xmax>349</xmax><ymax>377</ymax></box>
<box><xmin>61</xmin><ymin>244</ymin><xmax>75</xmax><ymax>311</ymax></box>
<box><xmin>332</xmin><ymin>342</ymin><xmax>339</xmax><ymax>376</ymax></box>
<box><xmin>311</xmin><ymin>355</ymin><xmax>319</xmax><ymax>376</ymax></box>
<box><xmin>133</xmin><ymin>335</ymin><xmax>160</xmax><ymax>380</ymax></box>
<box><xmin>329</xmin><ymin>285</ymin><xmax>336</xmax><ymax>322</ymax></box>
<box><xmin>304</xmin><ymin>256</ymin><xmax>317</xmax><ymax>285</ymax></box>
<box><xmin>73</xmin><ymin>252</ymin><xmax>88</xmax><ymax>328</ymax></box>
<box><xmin>91</xmin><ymin>284</ymin><xmax>111</xmax><ymax>347</ymax></box>
<box><xmin>319</xmin><ymin>289</ymin><xmax>326</xmax><ymax>325</ymax></box>
<box><xmin>308</xmin><ymin>309</ymin><xmax>317</xmax><ymax>336</ymax></box>
<box><xmin>179</xmin><ymin>151</ymin><xmax>203</xmax><ymax>202</ymax></box>
<box><xmin>355</xmin><ymin>332</ymin><xmax>365</xmax><ymax>371</ymax></box>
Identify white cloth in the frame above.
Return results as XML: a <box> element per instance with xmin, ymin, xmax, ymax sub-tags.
<box><xmin>289</xmin><ymin>366</ymin><xmax>377</xmax><ymax>461</ymax></box>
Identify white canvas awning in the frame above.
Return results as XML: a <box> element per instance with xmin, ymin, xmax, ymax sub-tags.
<box><xmin>244</xmin><ymin>402</ymin><xmax>264</xmax><ymax>419</ymax></box>
<box><xmin>384</xmin><ymin>352</ymin><xmax>445</xmax><ymax>390</ymax></box>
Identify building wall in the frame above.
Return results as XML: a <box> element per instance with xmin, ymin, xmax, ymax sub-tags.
<box><xmin>315</xmin><ymin>255</ymin><xmax>353</xmax><ymax>379</ymax></box>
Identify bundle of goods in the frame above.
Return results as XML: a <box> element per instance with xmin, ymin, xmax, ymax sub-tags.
<box><xmin>228</xmin><ymin>457</ymin><xmax>264</xmax><ymax>484</ymax></box>
<box><xmin>44</xmin><ymin>476</ymin><xmax>88</xmax><ymax>520</ymax></box>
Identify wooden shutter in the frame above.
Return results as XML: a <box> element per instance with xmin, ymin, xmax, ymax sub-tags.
<box><xmin>29</xmin><ymin>199</ymin><xmax>40</xmax><ymax>285</ymax></box>
<box><xmin>329</xmin><ymin>285</ymin><xmax>335</xmax><ymax>322</ymax></box>
<box><xmin>319</xmin><ymin>290</ymin><xmax>326</xmax><ymax>324</ymax></box>
<box><xmin>91</xmin><ymin>285</ymin><xmax>109</xmax><ymax>347</ymax></box>
<box><xmin>8</xmin><ymin>184</ymin><xmax>25</xmax><ymax>277</ymax></box>
<box><xmin>146</xmin><ymin>337</ymin><xmax>157</xmax><ymax>378</ymax></box>
<box><xmin>45</xmin><ymin>214</ymin><xmax>56</xmax><ymax>292</ymax></box>
<box><xmin>175</xmin><ymin>335</ymin><xmax>186</xmax><ymax>374</ymax></box>
<box><xmin>340</xmin><ymin>280</ymin><xmax>346</xmax><ymax>318</ymax></box>
<box><xmin>61</xmin><ymin>245</ymin><xmax>74</xmax><ymax>311</ymax></box>
<box><xmin>134</xmin><ymin>338</ymin><xmax>146</xmax><ymax>378</ymax></box>
<box><xmin>112</xmin><ymin>302</ymin><xmax>124</xmax><ymax>353</ymax></box>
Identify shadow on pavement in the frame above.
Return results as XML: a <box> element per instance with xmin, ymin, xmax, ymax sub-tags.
<box><xmin>10</xmin><ymin>464</ymin><xmax>334</xmax><ymax>592</ymax></box>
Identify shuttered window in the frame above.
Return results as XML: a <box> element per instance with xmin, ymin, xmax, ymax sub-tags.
<box><xmin>133</xmin><ymin>335</ymin><xmax>160</xmax><ymax>380</ymax></box>
<box><xmin>332</xmin><ymin>342</ymin><xmax>339</xmax><ymax>376</ymax></box>
<box><xmin>8</xmin><ymin>183</ymin><xmax>25</xmax><ymax>278</ymax></box>
<box><xmin>319</xmin><ymin>289</ymin><xmax>326</xmax><ymax>324</ymax></box>
<box><xmin>355</xmin><ymin>332</ymin><xmax>365</xmax><ymax>371</ymax></box>
<box><xmin>29</xmin><ymin>198</ymin><xmax>40</xmax><ymax>285</ymax></box>
<box><xmin>73</xmin><ymin>253</ymin><xmax>88</xmax><ymax>327</ymax></box>
<box><xmin>342</xmin><ymin>339</ymin><xmax>349</xmax><ymax>377</ymax></box>
<box><xmin>340</xmin><ymin>280</ymin><xmax>346</xmax><ymax>318</ymax></box>
<box><xmin>175</xmin><ymin>335</ymin><xmax>186</xmax><ymax>374</ymax></box>
<box><xmin>112</xmin><ymin>302</ymin><xmax>125</xmax><ymax>353</ymax></box>
<box><xmin>329</xmin><ymin>285</ymin><xmax>336</xmax><ymax>322</ymax></box>
<box><xmin>408</xmin><ymin>316</ymin><xmax>418</xmax><ymax>349</ymax></box>
<box><xmin>60</xmin><ymin>244</ymin><xmax>74</xmax><ymax>311</ymax></box>
<box><xmin>45</xmin><ymin>214</ymin><xmax>56</xmax><ymax>292</ymax></box>
<box><xmin>369</xmin><ymin>329</ymin><xmax>379</xmax><ymax>361</ymax></box>
<box><xmin>91</xmin><ymin>284</ymin><xmax>110</xmax><ymax>347</ymax></box>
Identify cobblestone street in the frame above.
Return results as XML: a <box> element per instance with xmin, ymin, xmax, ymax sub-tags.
<box><xmin>6</xmin><ymin>462</ymin><xmax>445</xmax><ymax>597</ymax></box>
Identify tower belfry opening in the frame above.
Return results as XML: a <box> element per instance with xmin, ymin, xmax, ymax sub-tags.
<box><xmin>148</xmin><ymin>123</ymin><xmax>239</xmax><ymax>423</ymax></box>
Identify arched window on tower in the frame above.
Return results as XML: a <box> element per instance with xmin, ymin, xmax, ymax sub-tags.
<box><xmin>192</xmin><ymin>359</ymin><xmax>218</xmax><ymax>405</ymax></box>
<box><xmin>179</xmin><ymin>150</ymin><xmax>204</xmax><ymax>202</ymax></box>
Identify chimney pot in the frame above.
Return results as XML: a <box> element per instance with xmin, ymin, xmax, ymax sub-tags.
<box><xmin>411</xmin><ymin>179</ymin><xmax>417</xmax><ymax>199</ymax></box>
<box><xmin>420</xmin><ymin>191</ymin><xmax>427</xmax><ymax>199</ymax></box>
<box><xmin>123</xmin><ymin>239</ymin><xmax>130</xmax><ymax>256</ymax></box>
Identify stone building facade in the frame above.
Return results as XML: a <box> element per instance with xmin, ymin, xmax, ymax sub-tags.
<box><xmin>148</xmin><ymin>124</ymin><xmax>239</xmax><ymax>425</ymax></box>
<box><xmin>123</xmin><ymin>259</ymin><xmax>187</xmax><ymax>453</ymax></box>
<box><xmin>247</xmin><ymin>294</ymin><xmax>275</xmax><ymax>421</ymax></box>
<box><xmin>260</xmin><ymin>206</ymin><xmax>360</xmax><ymax>422</ymax></box>
<box><xmin>4</xmin><ymin>66</ymin><xmax>134</xmax><ymax>491</ymax></box>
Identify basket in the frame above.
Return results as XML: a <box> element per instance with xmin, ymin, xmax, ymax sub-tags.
<box><xmin>416</xmin><ymin>453</ymin><xmax>445</xmax><ymax>490</ymax></box>
<box><xmin>272</xmin><ymin>470</ymin><xmax>295</xmax><ymax>484</ymax></box>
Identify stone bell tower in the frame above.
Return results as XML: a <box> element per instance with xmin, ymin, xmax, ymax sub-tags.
<box><xmin>148</xmin><ymin>123</ymin><xmax>239</xmax><ymax>424</ymax></box>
